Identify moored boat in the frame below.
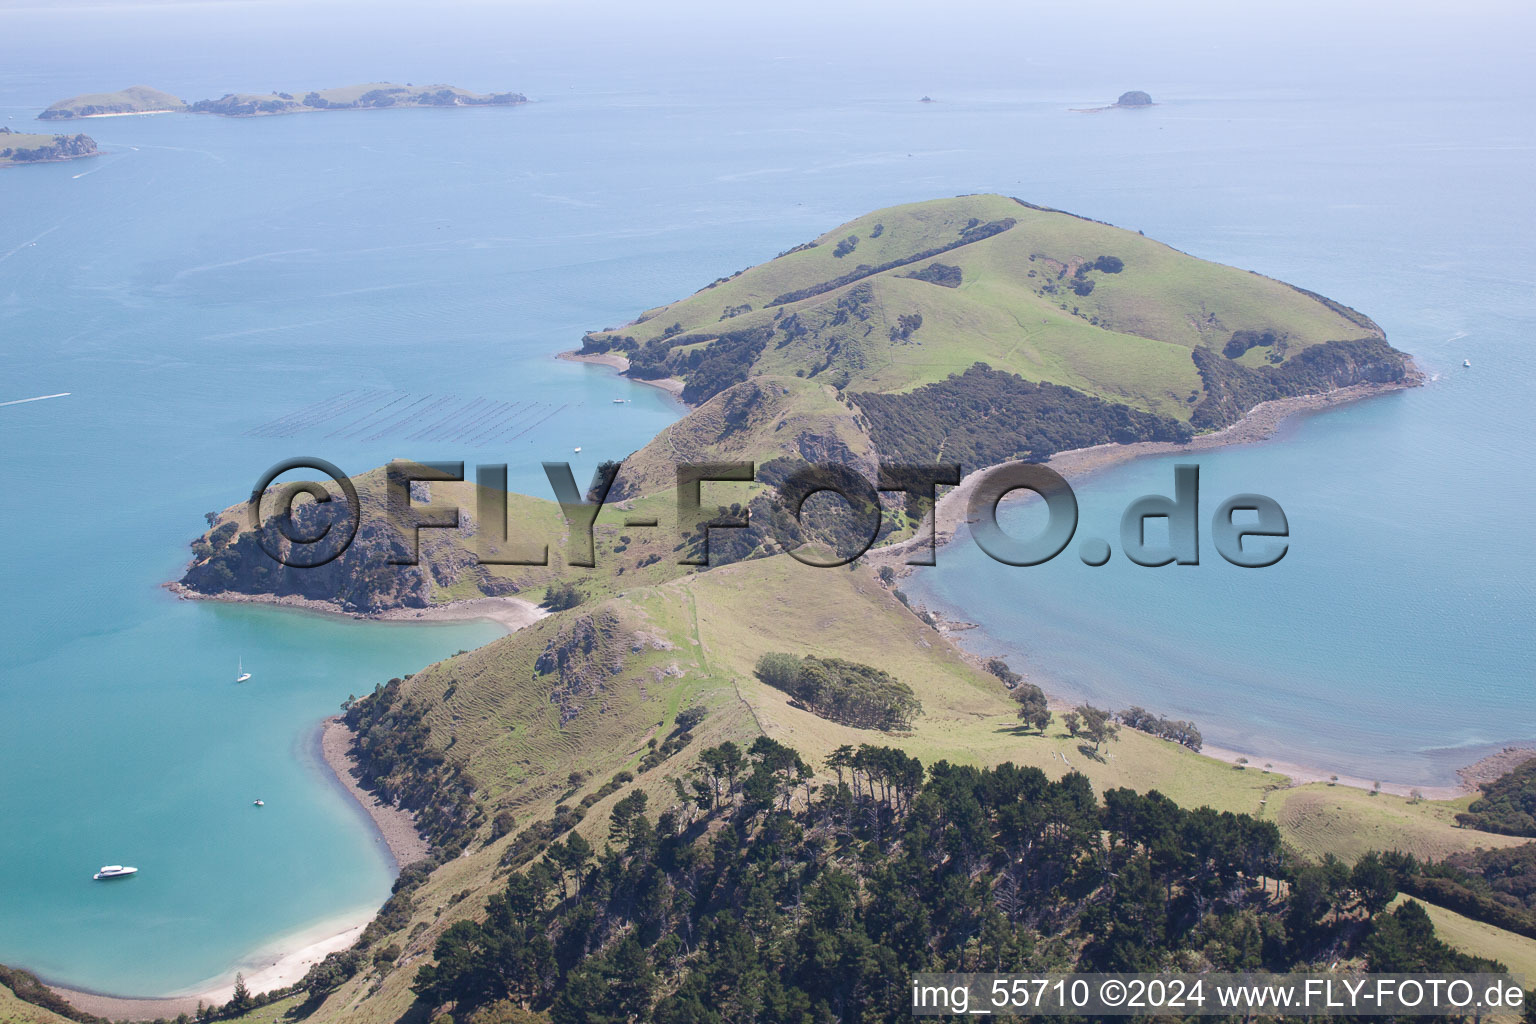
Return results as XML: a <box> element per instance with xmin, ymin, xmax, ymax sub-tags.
<box><xmin>93</xmin><ymin>865</ymin><xmax>137</xmax><ymax>880</ymax></box>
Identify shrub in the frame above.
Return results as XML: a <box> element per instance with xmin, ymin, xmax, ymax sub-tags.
<box><xmin>541</xmin><ymin>582</ymin><xmax>584</xmax><ymax>611</ymax></box>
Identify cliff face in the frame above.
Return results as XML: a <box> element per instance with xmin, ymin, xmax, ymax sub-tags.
<box><xmin>180</xmin><ymin>513</ymin><xmax>436</xmax><ymax>612</ymax></box>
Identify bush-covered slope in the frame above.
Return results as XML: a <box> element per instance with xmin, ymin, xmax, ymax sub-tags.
<box><xmin>1458</xmin><ymin>758</ymin><xmax>1536</xmax><ymax>836</ymax></box>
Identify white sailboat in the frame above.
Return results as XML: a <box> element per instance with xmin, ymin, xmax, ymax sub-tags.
<box><xmin>236</xmin><ymin>657</ymin><xmax>251</xmax><ymax>683</ymax></box>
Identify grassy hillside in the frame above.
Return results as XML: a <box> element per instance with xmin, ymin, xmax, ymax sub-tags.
<box><xmin>277</xmin><ymin>550</ymin><xmax>1532</xmax><ymax>1021</ymax></box>
<box><xmin>1395</xmin><ymin>895</ymin><xmax>1536</xmax><ymax>983</ymax></box>
<box><xmin>0</xmin><ymin>983</ymin><xmax>77</xmax><ymax>1024</ymax></box>
<box><xmin>39</xmin><ymin>85</ymin><xmax>185</xmax><ymax>119</ymax></box>
<box><xmin>580</xmin><ymin>194</ymin><xmax>1403</xmax><ymax>423</ymax></box>
<box><xmin>1267</xmin><ymin>784</ymin><xmax>1530</xmax><ymax>863</ymax></box>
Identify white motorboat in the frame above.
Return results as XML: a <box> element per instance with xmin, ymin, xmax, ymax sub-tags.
<box><xmin>93</xmin><ymin>865</ymin><xmax>137</xmax><ymax>880</ymax></box>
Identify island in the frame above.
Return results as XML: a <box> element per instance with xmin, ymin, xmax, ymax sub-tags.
<box><xmin>39</xmin><ymin>82</ymin><xmax>526</xmax><ymax>120</ymax></box>
<box><xmin>0</xmin><ymin>127</ymin><xmax>97</xmax><ymax>167</ymax></box>
<box><xmin>1071</xmin><ymin>90</ymin><xmax>1156</xmax><ymax>113</ymax></box>
<box><xmin>37</xmin><ymin>84</ymin><xmax>184</xmax><ymax>119</ymax></box>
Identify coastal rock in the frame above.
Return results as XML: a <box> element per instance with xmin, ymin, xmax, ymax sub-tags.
<box><xmin>1115</xmin><ymin>90</ymin><xmax>1154</xmax><ymax>107</ymax></box>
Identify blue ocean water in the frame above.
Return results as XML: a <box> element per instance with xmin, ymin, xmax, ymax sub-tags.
<box><xmin>1</xmin><ymin>0</ymin><xmax>1533</xmax><ymax>997</ymax></box>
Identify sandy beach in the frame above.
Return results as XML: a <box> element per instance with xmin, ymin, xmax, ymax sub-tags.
<box><xmin>45</xmin><ymin>595</ymin><xmax>544</xmax><ymax>1020</ymax></box>
<box><xmin>559</xmin><ymin>348</ymin><xmax>687</xmax><ymax>396</ymax></box>
<box><xmin>49</xmin><ymin>919</ymin><xmax>366</xmax><ymax>1020</ymax></box>
<box><xmin>320</xmin><ymin>717</ymin><xmax>430</xmax><ymax>869</ymax></box>
<box><xmin>42</xmin><ymin>721</ymin><xmax>424</xmax><ymax>1020</ymax></box>
<box><xmin>166</xmin><ymin>583</ymin><xmax>546</xmax><ymax>633</ymax></box>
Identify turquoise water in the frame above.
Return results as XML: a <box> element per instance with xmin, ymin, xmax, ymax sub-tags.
<box><xmin>2</xmin><ymin>0</ymin><xmax>1534</xmax><ymax>997</ymax></box>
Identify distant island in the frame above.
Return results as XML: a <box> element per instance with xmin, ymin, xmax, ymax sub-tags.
<box><xmin>39</xmin><ymin>82</ymin><xmax>525</xmax><ymax>120</ymax></box>
<box><xmin>36</xmin><ymin>84</ymin><xmax>184</xmax><ymax>119</ymax></box>
<box><xmin>1072</xmin><ymin>90</ymin><xmax>1157</xmax><ymax>113</ymax></box>
<box><xmin>0</xmin><ymin>127</ymin><xmax>97</xmax><ymax>167</ymax></box>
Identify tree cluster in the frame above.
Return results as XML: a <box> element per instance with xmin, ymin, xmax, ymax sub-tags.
<box><xmin>853</xmin><ymin>363</ymin><xmax>1191</xmax><ymax>467</ymax></box>
<box><xmin>754</xmin><ymin>653</ymin><xmax>923</xmax><ymax>731</ymax></box>
<box><xmin>1456</xmin><ymin>758</ymin><xmax>1536</xmax><ymax>836</ymax></box>
<box><xmin>345</xmin><ymin>679</ymin><xmax>483</xmax><ymax>855</ymax></box>
<box><xmin>902</xmin><ymin>262</ymin><xmax>962</xmax><ymax>288</ymax></box>
<box><xmin>541</xmin><ymin>582</ymin><xmax>585</xmax><ymax>612</ymax></box>
<box><xmin>765</xmin><ymin>219</ymin><xmax>1015</xmax><ymax>308</ymax></box>
<box><xmin>1117</xmin><ymin>706</ymin><xmax>1203</xmax><ymax>751</ymax></box>
<box><xmin>409</xmin><ymin>737</ymin><xmax>1508</xmax><ymax>1023</ymax></box>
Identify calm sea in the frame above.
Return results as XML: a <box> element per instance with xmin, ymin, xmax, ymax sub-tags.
<box><xmin>1</xmin><ymin>0</ymin><xmax>1532</xmax><ymax>996</ymax></box>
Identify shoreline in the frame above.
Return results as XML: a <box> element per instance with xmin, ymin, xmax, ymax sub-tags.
<box><xmin>47</xmin><ymin>918</ymin><xmax>367</xmax><ymax>1021</ymax></box>
<box><xmin>320</xmin><ymin>717</ymin><xmax>430</xmax><ymax>870</ymax></box>
<box><xmin>40</xmin><ymin>717</ymin><xmax>429</xmax><ymax>1020</ymax></box>
<box><xmin>43</xmin><ymin>589</ymin><xmax>549</xmax><ymax>1016</ymax></box>
<box><xmin>560</xmin><ymin>339</ymin><xmax>1467</xmax><ymax>793</ymax></box>
<box><xmin>46</xmin><ymin>108</ymin><xmax>180</xmax><ymax>119</ymax></box>
<box><xmin>872</xmin><ymin>375</ymin><xmax>1502</xmax><ymax>797</ymax></box>
<box><xmin>872</xmin><ymin>375</ymin><xmax>1421</xmax><ymax>566</ymax></box>
<box><xmin>165</xmin><ymin>582</ymin><xmax>547</xmax><ymax>633</ymax></box>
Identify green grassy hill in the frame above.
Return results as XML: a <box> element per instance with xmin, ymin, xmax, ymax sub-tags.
<box><xmin>38</xmin><ymin>85</ymin><xmax>185</xmax><ymax>119</ymax></box>
<box><xmin>580</xmin><ymin>194</ymin><xmax>1407</xmax><ymax>428</ymax></box>
<box><xmin>177</xmin><ymin>196</ymin><xmax>1414</xmax><ymax>614</ymax></box>
<box><xmin>266</xmin><ymin>549</ymin><xmax>1529</xmax><ymax>1022</ymax></box>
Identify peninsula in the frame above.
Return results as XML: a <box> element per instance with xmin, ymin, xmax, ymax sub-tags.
<box><xmin>39</xmin><ymin>82</ymin><xmax>525</xmax><ymax>120</ymax></box>
<box><xmin>0</xmin><ymin>128</ymin><xmax>97</xmax><ymax>167</ymax></box>
<box><xmin>97</xmin><ymin>196</ymin><xmax>1536</xmax><ymax>1024</ymax></box>
<box><xmin>177</xmin><ymin>193</ymin><xmax>1416</xmax><ymax>618</ymax></box>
